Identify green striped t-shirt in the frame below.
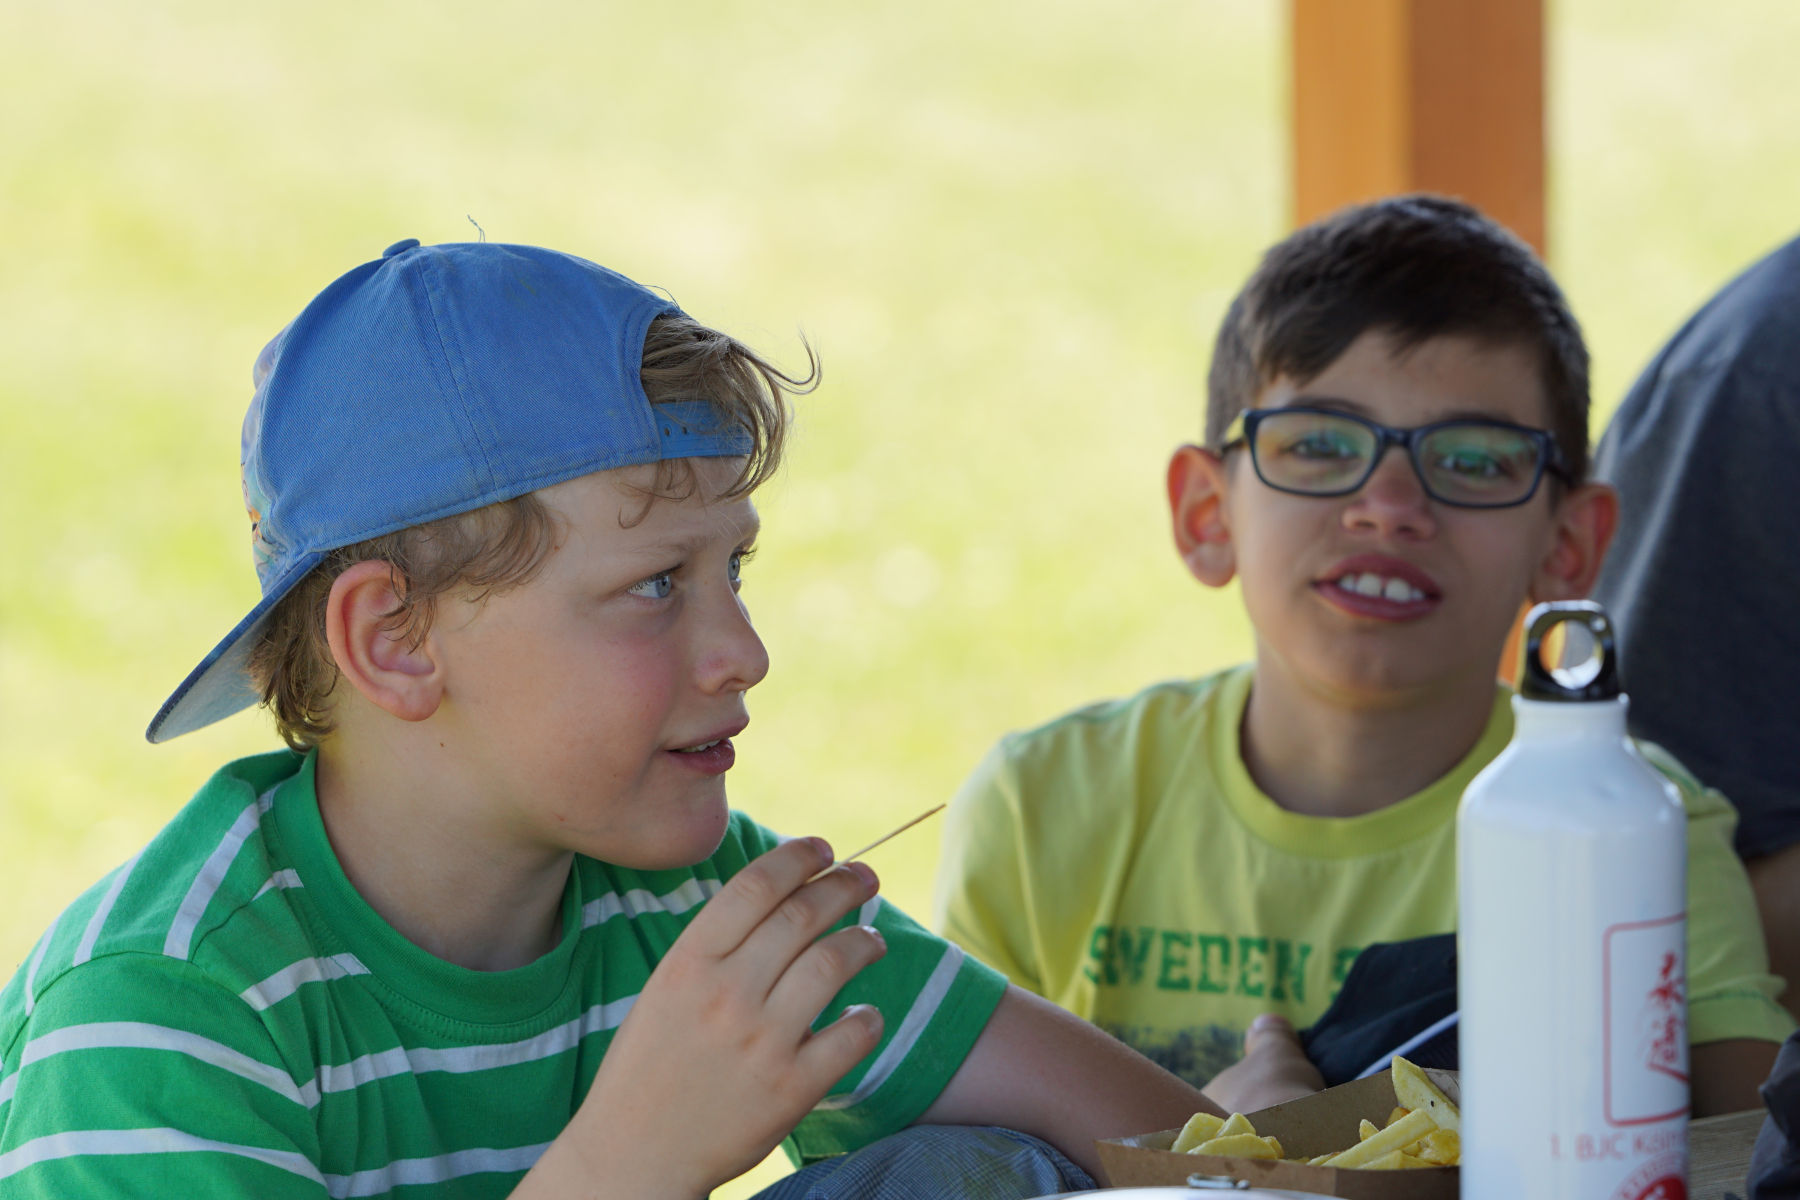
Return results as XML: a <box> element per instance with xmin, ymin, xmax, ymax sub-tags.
<box><xmin>0</xmin><ymin>750</ymin><xmax>1005</xmax><ymax>1198</ymax></box>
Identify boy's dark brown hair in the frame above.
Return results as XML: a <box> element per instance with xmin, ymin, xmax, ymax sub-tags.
<box><xmin>1206</xmin><ymin>193</ymin><xmax>1591</xmax><ymax>483</ymax></box>
<box><xmin>247</xmin><ymin>312</ymin><xmax>813</xmax><ymax>751</ymax></box>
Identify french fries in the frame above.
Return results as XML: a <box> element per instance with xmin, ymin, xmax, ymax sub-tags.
<box><xmin>1169</xmin><ymin>1111</ymin><xmax>1224</xmax><ymax>1154</ymax></box>
<box><xmin>1392</xmin><ymin>1053</ymin><xmax>1460</xmax><ymax>1133</ymax></box>
<box><xmin>1319</xmin><ymin>1108</ymin><xmax>1436</xmax><ymax>1168</ymax></box>
<box><xmin>1171</xmin><ymin>1055</ymin><xmax>1461</xmax><ymax>1171</ymax></box>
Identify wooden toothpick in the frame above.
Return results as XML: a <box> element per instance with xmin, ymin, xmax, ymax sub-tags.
<box><xmin>806</xmin><ymin>804</ymin><xmax>947</xmax><ymax>883</ymax></box>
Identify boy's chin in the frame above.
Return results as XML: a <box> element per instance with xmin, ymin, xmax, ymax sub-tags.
<box><xmin>603</xmin><ymin>800</ymin><xmax>733</xmax><ymax>872</ymax></box>
<box><xmin>1307</xmin><ymin>652</ymin><xmax>1498</xmax><ymax>709</ymax></box>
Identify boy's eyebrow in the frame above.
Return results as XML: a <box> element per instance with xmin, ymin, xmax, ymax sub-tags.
<box><xmin>1286</xmin><ymin>395</ymin><xmax>1529</xmax><ymax>425</ymax></box>
<box><xmin>1285</xmin><ymin>395</ymin><xmax>1372</xmax><ymax>416</ymax></box>
<box><xmin>621</xmin><ymin>514</ymin><xmax>762</xmax><ymax>563</ymax></box>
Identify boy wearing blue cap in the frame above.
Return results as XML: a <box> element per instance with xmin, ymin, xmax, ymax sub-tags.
<box><xmin>0</xmin><ymin>239</ymin><xmax>1213</xmax><ymax>1198</ymax></box>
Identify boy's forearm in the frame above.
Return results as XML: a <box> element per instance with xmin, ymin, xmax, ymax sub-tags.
<box><xmin>919</xmin><ymin>984</ymin><xmax>1219</xmax><ymax>1179</ymax></box>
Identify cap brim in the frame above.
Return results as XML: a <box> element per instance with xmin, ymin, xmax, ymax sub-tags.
<box><xmin>146</xmin><ymin>551</ymin><xmax>325</xmax><ymax>744</ymax></box>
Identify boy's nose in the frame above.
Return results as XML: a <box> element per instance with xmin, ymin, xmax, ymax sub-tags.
<box><xmin>698</xmin><ymin>592</ymin><xmax>771</xmax><ymax>694</ymax></box>
<box><xmin>1342</xmin><ymin>446</ymin><xmax>1437</xmax><ymax>538</ymax></box>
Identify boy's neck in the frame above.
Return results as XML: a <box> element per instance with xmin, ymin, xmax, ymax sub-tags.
<box><xmin>1238</xmin><ymin>660</ymin><xmax>1498</xmax><ymax>818</ymax></box>
<box><xmin>312</xmin><ymin>740</ymin><xmax>572</xmax><ymax>973</ymax></box>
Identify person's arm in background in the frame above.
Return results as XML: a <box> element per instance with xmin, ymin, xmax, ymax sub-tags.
<box><xmin>1749</xmin><ymin>840</ymin><xmax>1800</xmax><ymax>1026</ymax></box>
<box><xmin>1641</xmin><ymin>744</ymin><xmax>1797</xmax><ymax>1115</ymax></box>
<box><xmin>1693</xmin><ymin>1041</ymin><xmax>1780</xmax><ymax>1117</ymax></box>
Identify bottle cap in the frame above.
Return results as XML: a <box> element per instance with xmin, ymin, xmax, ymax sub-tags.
<box><xmin>1517</xmin><ymin>600</ymin><xmax>1620</xmax><ymax>701</ymax></box>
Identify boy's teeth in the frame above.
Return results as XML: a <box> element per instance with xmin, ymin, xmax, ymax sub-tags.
<box><xmin>1340</xmin><ymin>573</ymin><xmax>1426</xmax><ymax>603</ymax></box>
<box><xmin>677</xmin><ymin>739</ymin><xmax>722</xmax><ymax>754</ymax></box>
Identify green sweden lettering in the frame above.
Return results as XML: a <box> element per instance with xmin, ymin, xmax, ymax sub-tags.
<box><xmin>1085</xmin><ymin>924</ymin><xmax>1353</xmax><ymax>1005</ymax></box>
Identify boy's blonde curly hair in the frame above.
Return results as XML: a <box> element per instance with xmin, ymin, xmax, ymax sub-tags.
<box><xmin>247</xmin><ymin>313</ymin><xmax>813</xmax><ymax>751</ymax></box>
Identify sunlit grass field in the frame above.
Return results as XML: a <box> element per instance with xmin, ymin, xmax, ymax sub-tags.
<box><xmin>4</xmin><ymin>1</ymin><xmax>1799</xmax><ymax>1193</ymax></box>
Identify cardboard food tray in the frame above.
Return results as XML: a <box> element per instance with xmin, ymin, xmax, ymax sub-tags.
<box><xmin>1097</xmin><ymin>1069</ymin><xmax>1459</xmax><ymax>1199</ymax></box>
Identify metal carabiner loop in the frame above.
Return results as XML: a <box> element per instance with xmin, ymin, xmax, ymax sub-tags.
<box><xmin>1184</xmin><ymin>1174</ymin><xmax>1252</xmax><ymax>1191</ymax></box>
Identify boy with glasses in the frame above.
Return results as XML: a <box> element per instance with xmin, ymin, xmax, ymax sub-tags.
<box><xmin>934</xmin><ymin>195</ymin><xmax>1793</xmax><ymax>1117</ymax></box>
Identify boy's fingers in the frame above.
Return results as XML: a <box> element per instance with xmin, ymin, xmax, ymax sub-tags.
<box><xmin>766</xmin><ymin>923</ymin><xmax>888</xmax><ymax>1024</ymax></box>
<box><xmin>681</xmin><ymin>838</ymin><xmax>835</xmax><ymax>957</ymax></box>
<box><xmin>1244</xmin><ymin>1013</ymin><xmax>1299</xmax><ymax>1051</ymax></box>
<box><xmin>797</xmin><ymin>1003</ymin><xmax>885</xmax><ymax>1085</ymax></box>
<box><xmin>729</xmin><ymin>864</ymin><xmax>880</xmax><ymax>997</ymax></box>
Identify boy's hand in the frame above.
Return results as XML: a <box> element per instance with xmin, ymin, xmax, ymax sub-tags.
<box><xmin>528</xmin><ymin>838</ymin><xmax>887</xmax><ymax>1200</ymax></box>
<box><xmin>1201</xmin><ymin>1014</ymin><xmax>1325</xmax><ymax>1116</ymax></box>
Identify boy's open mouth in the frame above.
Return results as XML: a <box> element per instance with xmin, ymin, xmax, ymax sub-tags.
<box><xmin>665</xmin><ymin>725</ymin><xmax>745</xmax><ymax>775</ymax></box>
<box><xmin>1332</xmin><ymin>571</ymin><xmax>1428</xmax><ymax>604</ymax></box>
<box><xmin>1316</xmin><ymin>557</ymin><xmax>1440</xmax><ymax>618</ymax></box>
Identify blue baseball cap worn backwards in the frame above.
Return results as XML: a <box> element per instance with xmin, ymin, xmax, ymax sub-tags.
<box><xmin>147</xmin><ymin>238</ymin><xmax>753</xmax><ymax>743</ymax></box>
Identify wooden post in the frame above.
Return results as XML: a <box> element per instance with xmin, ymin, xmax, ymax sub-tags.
<box><xmin>1291</xmin><ymin>0</ymin><xmax>1546</xmax><ymax>255</ymax></box>
<box><xmin>1291</xmin><ymin>0</ymin><xmax>1546</xmax><ymax>679</ymax></box>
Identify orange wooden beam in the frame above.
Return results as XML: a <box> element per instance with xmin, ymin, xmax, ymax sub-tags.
<box><xmin>1291</xmin><ymin>0</ymin><xmax>1546</xmax><ymax>256</ymax></box>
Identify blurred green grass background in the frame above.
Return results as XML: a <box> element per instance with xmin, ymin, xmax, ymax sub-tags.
<box><xmin>4</xmin><ymin>1</ymin><xmax>1799</xmax><ymax>1193</ymax></box>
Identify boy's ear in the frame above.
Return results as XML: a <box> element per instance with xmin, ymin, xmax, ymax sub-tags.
<box><xmin>1168</xmin><ymin>444</ymin><xmax>1238</xmax><ymax>588</ymax></box>
<box><xmin>1529</xmin><ymin>481</ymin><xmax>1620</xmax><ymax>602</ymax></box>
<box><xmin>325</xmin><ymin>560</ymin><xmax>445</xmax><ymax>723</ymax></box>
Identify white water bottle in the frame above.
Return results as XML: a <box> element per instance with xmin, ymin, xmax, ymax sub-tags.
<box><xmin>1459</xmin><ymin>601</ymin><xmax>1689</xmax><ymax>1200</ymax></box>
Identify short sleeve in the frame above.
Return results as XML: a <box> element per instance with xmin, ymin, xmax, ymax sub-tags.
<box><xmin>718</xmin><ymin>814</ymin><xmax>1007</xmax><ymax>1166</ymax></box>
<box><xmin>1642</xmin><ymin>744</ymin><xmax>1799</xmax><ymax>1046</ymax></box>
<box><xmin>931</xmin><ymin>742</ymin><xmax>1045</xmax><ymax>993</ymax></box>
<box><xmin>0</xmin><ymin>953</ymin><xmax>325</xmax><ymax>1199</ymax></box>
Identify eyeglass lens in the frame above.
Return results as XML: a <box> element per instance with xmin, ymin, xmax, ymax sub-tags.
<box><xmin>1250</xmin><ymin>410</ymin><xmax>1546</xmax><ymax>506</ymax></box>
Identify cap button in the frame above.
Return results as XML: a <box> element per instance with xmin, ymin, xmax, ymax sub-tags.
<box><xmin>382</xmin><ymin>238</ymin><xmax>421</xmax><ymax>258</ymax></box>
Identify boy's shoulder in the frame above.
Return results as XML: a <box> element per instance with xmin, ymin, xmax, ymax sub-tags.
<box><xmin>960</xmin><ymin>668</ymin><xmax>1253</xmax><ymax>829</ymax></box>
<box><xmin>2</xmin><ymin>750</ymin><xmax>315</xmax><ymax>1045</ymax></box>
<box><xmin>992</xmin><ymin>665</ymin><xmax>1250</xmax><ymax>770</ymax></box>
<box><xmin>1630</xmin><ymin>737</ymin><xmax>1735</xmax><ymax>823</ymax></box>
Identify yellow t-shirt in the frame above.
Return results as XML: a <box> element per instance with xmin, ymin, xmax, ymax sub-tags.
<box><xmin>932</xmin><ymin>664</ymin><xmax>1794</xmax><ymax>1088</ymax></box>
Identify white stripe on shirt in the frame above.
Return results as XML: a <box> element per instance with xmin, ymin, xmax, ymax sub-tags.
<box><xmin>324</xmin><ymin>1142</ymin><xmax>550</xmax><ymax>1198</ymax></box>
<box><xmin>16</xmin><ymin>1021</ymin><xmax>312</xmax><ymax>1108</ymax></box>
<box><xmin>252</xmin><ymin>869</ymin><xmax>305</xmax><ymax>901</ymax></box>
<box><xmin>74</xmin><ymin>852</ymin><xmax>143</xmax><ymax>967</ymax></box>
<box><xmin>0</xmin><ymin>1127</ymin><xmax>325</xmax><ymax>1185</ymax></box>
<box><xmin>21</xmin><ymin>912</ymin><xmax>62</xmax><ymax>1018</ymax></box>
<box><xmin>240</xmin><ymin>953</ymin><xmax>371</xmax><ymax>1011</ymax></box>
<box><xmin>311</xmin><ymin>995</ymin><xmax>636</xmax><ymax>1096</ymax></box>
<box><xmin>814</xmin><ymin>943</ymin><xmax>965</xmax><ymax>1112</ymax></box>
<box><xmin>581</xmin><ymin>877</ymin><xmax>720</xmax><ymax>928</ymax></box>
<box><xmin>165</xmin><ymin>791</ymin><xmax>275</xmax><ymax>961</ymax></box>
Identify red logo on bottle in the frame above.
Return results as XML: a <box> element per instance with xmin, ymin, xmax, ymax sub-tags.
<box><xmin>1642</xmin><ymin>952</ymin><xmax>1687</xmax><ymax>1083</ymax></box>
<box><xmin>1604</xmin><ymin>915</ymin><xmax>1689</xmax><ymax>1126</ymax></box>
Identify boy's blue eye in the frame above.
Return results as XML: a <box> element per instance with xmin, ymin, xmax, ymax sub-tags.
<box><xmin>1435</xmin><ymin>448</ymin><xmax>1510</xmax><ymax>479</ymax></box>
<box><xmin>1284</xmin><ymin>430</ymin><xmax>1363</xmax><ymax>461</ymax></box>
<box><xmin>1424</xmin><ymin>428</ymin><xmax>1536</xmax><ymax>484</ymax></box>
<box><xmin>729</xmin><ymin>546</ymin><xmax>756</xmax><ymax>588</ymax></box>
<box><xmin>627</xmin><ymin>572</ymin><xmax>674</xmax><ymax>600</ymax></box>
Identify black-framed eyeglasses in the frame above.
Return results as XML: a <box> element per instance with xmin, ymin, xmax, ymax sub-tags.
<box><xmin>1221</xmin><ymin>405</ymin><xmax>1570</xmax><ymax>509</ymax></box>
